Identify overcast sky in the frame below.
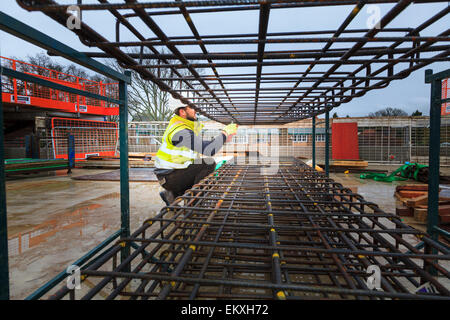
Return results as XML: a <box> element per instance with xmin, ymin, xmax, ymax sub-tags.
<box><xmin>1</xmin><ymin>0</ymin><xmax>449</xmax><ymax>118</ymax></box>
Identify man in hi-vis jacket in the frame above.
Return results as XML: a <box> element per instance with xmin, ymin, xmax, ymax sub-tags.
<box><xmin>155</xmin><ymin>105</ymin><xmax>237</xmax><ymax>205</ymax></box>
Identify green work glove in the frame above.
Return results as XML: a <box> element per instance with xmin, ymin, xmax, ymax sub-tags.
<box><xmin>222</xmin><ymin>123</ymin><xmax>237</xmax><ymax>136</ymax></box>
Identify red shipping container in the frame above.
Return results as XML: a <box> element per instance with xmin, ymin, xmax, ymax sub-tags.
<box><xmin>332</xmin><ymin>122</ymin><xmax>359</xmax><ymax>160</ymax></box>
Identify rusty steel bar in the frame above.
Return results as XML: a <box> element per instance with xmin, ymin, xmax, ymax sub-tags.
<box><xmin>20</xmin><ymin>0</ymin><xmax>450</xmax><ymax>11</ymax></box>
<box><xmin>45</xmin><ymin>157</ymin><xmax>450</xmax><ymax>300</ymax></box>
<box><xmin>89</xmin><ymin>36</ymin><xmax>450</xmax><ymax>47</ymax></box>
<box><xmin>79</xmin><ymin>44</ymin><xmax>450</xmax><ymax>60</ymax></box>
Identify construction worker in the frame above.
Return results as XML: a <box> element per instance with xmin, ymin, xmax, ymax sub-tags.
<box><xmin>155</xmin><ymin>105</ymin><xmax>237</xmax><ymax>206</ymax></box>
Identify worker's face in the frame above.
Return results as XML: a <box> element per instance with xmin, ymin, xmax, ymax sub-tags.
<box><xmin>181</xmin><ymin>106</ymin><xmax>197</xmax><ymax>121</ymax></box>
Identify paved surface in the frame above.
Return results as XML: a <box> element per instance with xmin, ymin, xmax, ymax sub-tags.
<box><xmin>6</xmin><ymin>168</ymin><xmax>165</xmax><ymax>299</ymax></box>
<box><xmin>72</xmin><ymin>168</ymin><xmax>158</xmax><ymax>182</ymax></box>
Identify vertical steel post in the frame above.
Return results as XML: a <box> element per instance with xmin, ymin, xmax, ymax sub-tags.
<box><xmin>119</xmin><ymin>71</ymin><xmax>131</xmax><ymax>271</ymax></box>
<box><xmin>0</xmin><ymin>74</ymin><xmax>10</xmax><ymax>300</ymax></box>
<box><xmin>67</xmin><ymin>134</ymin><xmax>75</xmax><ymax>174</ymax></box>
<box><xmin>312</xmin><ymin>116</ymin><xmax>316</xmax><ymax>170</ymax></box>
<box><xmin>426</xmin><ymin>70</ymin><xmax>441</xmax><ymax>243</ymax></box>
<box><xmin>409</xmin><ymin>117</ymin><xmax>412</xmax><ymax>163</ymax></box>
<box><xmin>325</xmin><ymin>109</ymin><xmax>330</xmax><ymax>177</ymax></box>
<box><xmin>25</xmin><ymin>135</ymin><xmax>31</xmax><ymax>158</ymax></box>
<box><xmin>425</xmin><ymin>69</ymin><xmax>442</xmax><ymax>277</ymax></box>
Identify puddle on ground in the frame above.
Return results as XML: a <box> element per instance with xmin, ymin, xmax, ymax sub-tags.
<box><xmin>8</xmin><ymin>203</ymin><xmax>104</xmax><ymax>256</ymax></box>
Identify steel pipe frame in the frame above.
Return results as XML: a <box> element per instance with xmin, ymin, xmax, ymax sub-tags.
<box><xmin>46</xmin><ymin>158</ymin><xmax>450</xmax><ymax>300</ymax></box>
<box><xmin>123</xmin><ymin>0</ymin><xmax>238</xmax><ymax>123</ymax></box>
<box><xmin>102</xmin><ymin>0</ymin><xmax>227</xmax><ymax>122</ymax></box>
<box><xmin>273</xmin><ymin>0</ymin><xmax>370</xmax><ymax>121</ymax></box>
<box><xmin>289</xmin><ymin>5</ymin><xmax>450</xmax><ymax>121</ymax></box>
<box><xmin>312</xmin><ymin>116</ymin><xmax>316</xmax><ymax>169</ymax></box>
<box><xmin>278</xmin><ymin>0</ymin><xmax>428</xmax><ymax>121</ymax></box>
<box><xmin>129</xmin><ymin>58</ymin><xmax>450</xmax><ymax>69</ymax></box>
<box><xmin>0</xmin><ymin>67</ymin><xmax>9</xmax><ymax>301</ymax></box>
<box><xmin>92</xmin><ymin>37</ymin><xmax>450</xmax><ymax>47</ymax></box>
<box><xmin>22</xmin><ymin>0</ymin><xmax>450</xmax><ymax>124</ymax></box>
<box><xmin>17</xmin><ymin>0</ymin><xmax>226</xmax><ymax>124</ymax></box>
<box><xmin>20</xmin><ymin>0</ymin><xmax>450</xmax><ymax>11</ymax></box>
<box><xmin>0</xmin><ymin>11</ymin><xmax>132</xmax><ymax>300</ymax></box>
<box><xmin>91</xmin><ymin>44</ymin><xmax>448</xmax><ymax>61</ymax></box>
<box><xmin>85</xmin><ymin>28</ymin><xmax>418</xmax><ymax>41</ymax></box>
<box><xmin>424</xmin><ymin>68</ymin><xmax>450</xmax><ymax>275</ymax></box>
<box><xmin>325</xmin><ymin>108</ymin><xmax>330</xmax><ymax>177</ymax></box>
<box><xmin>317</xmin><ymin>34</ymin><xmax>450</xmax><ymax>111</ymax></box>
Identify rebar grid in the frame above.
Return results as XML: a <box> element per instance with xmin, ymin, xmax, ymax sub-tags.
<box><xmin>49</xmin><ymin>157</ymin><xmax>450</xmax><ymax>300</ymax></box>
<box><xmin>17</xmin><ymin>0</ymin><xmax>450</xmax><ymax>124</ymax></box>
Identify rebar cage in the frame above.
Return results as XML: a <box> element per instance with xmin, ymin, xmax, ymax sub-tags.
<box><xmin>48</xmin><ymin>158</ymin><xmax>449</xmax><ymax>300</ymax></box>
<box><xmin>10</xmin><ymin>0</ymin><xmax>450</xmax><ymax>301</ymax></box>
<box><xmin>17</xmin><ymin>0</ymin><xmax>450</xmax><ymax>124</ymax></box>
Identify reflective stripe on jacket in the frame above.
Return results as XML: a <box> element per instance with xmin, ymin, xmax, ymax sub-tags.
<box><xmin>155</xmin><ymin>115</ymin><xmax>203</xmax><ymax>169</ymax></box>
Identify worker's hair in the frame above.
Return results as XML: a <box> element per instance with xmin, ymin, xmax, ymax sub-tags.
<box><xmin>175</xmin><ymin>106</ymin><xmax>189</xmax><ymax>116</ymax></box>
<box><xmin>174</xmin><ymin>106</ymin><xmax>184</xmax><ymax>116</ymax></box>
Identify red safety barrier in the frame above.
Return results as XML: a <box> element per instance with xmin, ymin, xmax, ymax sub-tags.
<box><xmin>1</xmin><ymin>56</ymin><xmax>119</xmax><ymax>116</ymax></box>
<box><xmin>51</xmin><ymin>117</ymin><xmax>118</xmax><ymax>160</ymax></box>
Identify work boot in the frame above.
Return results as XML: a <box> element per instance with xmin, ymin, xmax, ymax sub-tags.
<box><xmin>159</xmin><ymin>190</ymin><xmax>175</xmax><ymax>206</ymax></box>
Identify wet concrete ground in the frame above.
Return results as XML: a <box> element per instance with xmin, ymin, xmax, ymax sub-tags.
<box><xmin>330</xmin><ymin>171</ymin><xmax>426</xmax><ymax>232</ymax></box>
<box><xmin>331</xmin><ymin>165</ymin><xmax>450</xmax><ymax>233</ymax></box>
<box><xmin>6</xmin><ymin>169</ymin><xmax>165</xmax><ymax>299</ymax></box>
<box><xmin>4</xmin><ymin>164</ymin><xmax>449</xmax><ymax>299</ymax></box>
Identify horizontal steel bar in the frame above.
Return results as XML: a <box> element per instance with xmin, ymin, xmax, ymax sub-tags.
<box><xmin>81</xmin><ymin>270</ymin><xmax>450</xmax><ymax>300</ymax></box>
<box><xmin>0</xmin><ymin>12</ymin><xmax>130</xmax><ymax>83</ymax></box>
<box><xmin>132</xmin><ymin>58</ymin><xmax>450</xmax><ymax>69</ymax></box>
<box><xmin>24</xmin><ymin>0</ymin><xmax>450</xmax><ymax>11</ymax></box>
<box><xmin>425</xmin><ymin>68</ymin><xmax>450</xmax><ymax>83</ymax></box>
<box><xmin>95</xmin><ymin>36</ymin><xmax>450</xmax><ymax>47</ymax></box>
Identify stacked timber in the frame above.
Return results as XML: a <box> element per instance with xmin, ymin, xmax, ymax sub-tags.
<box><xmin>394</xmin><ymin>185</ymin><xmax>450</xmax><ymax>224</ymax></box>
<box><xmin>330</xmin><ymin>160</ymin><xmax>368</xmax><ymax>168</ymax></box>
<box><xmin>76</xmin><ymin>154</ymin><xmax>154</xmax><ymax>169</ymax></box>
<box><xmin>316</xmin><ymin>159</ymin><xmax>372</xmax><ymax>173</ymax></box>
<box><xmin>5</xmin><ymin>158</ymin><xmax>68</xmax><ymax>174</ymax></box>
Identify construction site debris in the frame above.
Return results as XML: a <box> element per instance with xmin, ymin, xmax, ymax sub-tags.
<box><xmin>361</xmin><ymin>163</ymin><xmax>429</xmax><ymax>183</ymax></box>
<box><xmin>394</xmin><ymin>184</ymin><xmax>450</xmax><ymax>225</ymax></box>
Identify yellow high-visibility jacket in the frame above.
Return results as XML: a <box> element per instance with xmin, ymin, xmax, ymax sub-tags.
<box><xmin>155</xmin><ymin>115</ymin><xmax>204</xmax><ymax>169</ymax></box>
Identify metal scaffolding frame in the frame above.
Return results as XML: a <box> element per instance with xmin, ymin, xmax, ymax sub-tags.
<box><xmin>47</xmin><ymin>158</ymin><xmax>450</xmax><ymax>300</ymax></box>
<box><xmin>0</xmin><ymin>11</ymin><xmax>131</xmax><ymax>300</ymax></box>
<box><xmin>17</xmin><ymin>0</ymin><xmax>450</xmax><ymax>124</ymax></box>
<box><xmin>0</xmin><ymin>1</ymin><xmax>449</xmax><ymax>300</ymax></box>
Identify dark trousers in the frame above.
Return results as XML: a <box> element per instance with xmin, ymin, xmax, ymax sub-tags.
<box><xmin>157</xmin><ymin>158</ymin><xmax>216</xmax><ymax>197</ymax></box>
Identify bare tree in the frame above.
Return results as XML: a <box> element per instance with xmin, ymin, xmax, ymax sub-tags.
<box><xmin>368</xmin><ymin>107</ymin><xmax>408</xmax><ymax>117</ymax></box>
<box><xmin>106</xmin><ymin>48</ymin><xmax>207</xmax><ymax>122</ymax></box>
<box><xmin>127</xmin><ymin>68</ymin><xmax>172</xmax><ymax>121</ymax></box>
<box><xmin>25</xmin><ymin>52</ymin><xmax>92</xmax><ymax>80</ymax></box>
<box><xmin>8</xmin><ymin>52</ymin><xmax>209</xmax><ymax>123</ymax></box>
<box><xmin>411</xmin><ymin>109</ymin><xmax>423</xmax><ymax>116</ymax></box>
